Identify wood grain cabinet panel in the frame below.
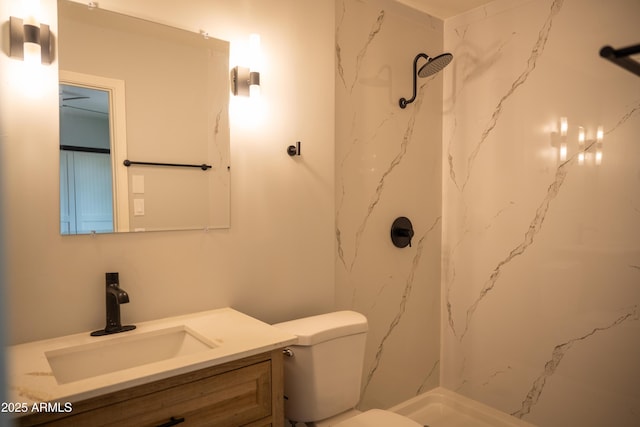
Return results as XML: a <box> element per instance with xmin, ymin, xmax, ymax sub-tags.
<box><xmin>18</xmin><ymin>349</ymin><xmax>284</xmax><ymax>427</ymax></box>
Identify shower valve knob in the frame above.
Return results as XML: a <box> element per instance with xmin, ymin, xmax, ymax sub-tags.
<box><xmin>391</xmin><ymin>217</ymin><xmax>414</xmax><ymax>248</ymax></box>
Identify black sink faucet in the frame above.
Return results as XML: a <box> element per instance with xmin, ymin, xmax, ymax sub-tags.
<box><xmin>91</xmin><ymin>272</ymin><xmax>136</xmax><ymax>336</ymax></box>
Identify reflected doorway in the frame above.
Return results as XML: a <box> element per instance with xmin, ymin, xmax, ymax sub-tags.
<box><xmin>59</xmin><ymin>84</ymin><xmax>114</xmax><ymax>234</ymax></box>
<box><xmin>59</xmin><ymin>71</ymin><xmax>129</xmax><ymax>234</ymax></box>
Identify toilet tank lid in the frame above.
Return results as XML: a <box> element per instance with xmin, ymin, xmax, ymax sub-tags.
<box><xmin>273</xmin><ymin>311</ymin><xmax>368</xmax><ymax>346</ymax></box>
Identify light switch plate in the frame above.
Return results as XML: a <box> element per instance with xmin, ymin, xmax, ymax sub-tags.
<box><xmin>134</xmin><ymin>198</ymin><xmax>145</xmax><ymax>216</ymax></box>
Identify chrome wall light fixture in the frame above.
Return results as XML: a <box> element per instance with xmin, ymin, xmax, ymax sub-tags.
<box><xmin>9</xmin><ymin>15</ymin><xmax>52</xmax><ymax>64</ymax></box>
<box><xmin>231</xmin><ymin>34</ymin><xmax>261</xmax><ymax>97</ymax></box>
<box><xmin>231</xmin><ymin>66</ymin><xmax>260</xmax><ymax>96</ymax></box>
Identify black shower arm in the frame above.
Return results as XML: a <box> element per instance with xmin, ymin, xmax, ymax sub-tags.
<box><xmin>399</xmin><ymin>53</ymin><xmax>429</xmax><ymax>109</ymax></box>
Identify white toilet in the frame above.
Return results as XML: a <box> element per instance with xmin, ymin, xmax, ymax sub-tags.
<box><xmin>273</xmin><ymin>311</ymin><xmax>422</xmax><ymax>427</ymax></box>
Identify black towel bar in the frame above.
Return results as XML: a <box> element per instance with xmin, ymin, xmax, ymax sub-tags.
<box><xmin>123</xmin><ymin>160</ymin><xmax>212</xmax><ymax>171</ymax></box>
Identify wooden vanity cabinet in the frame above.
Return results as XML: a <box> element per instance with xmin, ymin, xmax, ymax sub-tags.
<box><xmin>18</xmin><ymin>349</ymin><xmax>284</xmax><ymax>427</ymax></box>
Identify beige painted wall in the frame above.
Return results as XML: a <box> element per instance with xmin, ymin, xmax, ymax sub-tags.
<box><xmin>0</xmin><ymin>0</ymin><xmax>336</xmax><ymax>344</ymax></box>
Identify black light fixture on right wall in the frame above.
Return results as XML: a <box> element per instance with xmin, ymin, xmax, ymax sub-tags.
<box><xmin>399</xmin><ymin>52</ymin><xmax>453</xmax><ymax>109</ymax></box>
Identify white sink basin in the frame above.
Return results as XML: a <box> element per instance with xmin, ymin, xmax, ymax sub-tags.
<box><xmin>45</xmin><ymin>326</ymin><xmax>216</xmax><ymax>384</ymax></box>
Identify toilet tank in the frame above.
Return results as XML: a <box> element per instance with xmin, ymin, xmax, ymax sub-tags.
<box><xmin>273</xmin><ymin>311</ymin><xmax>368</xmax><ymax>423</ymax></box>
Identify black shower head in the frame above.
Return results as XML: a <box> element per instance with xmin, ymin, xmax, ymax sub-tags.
<box><xmin>399</xmin><ymin>52</ymin><xmax>453</xmax><ymax>108</ymax></box>
<box><xmin>417</xmin><ymin>53</ymin><xmax>453</xmax><ymax>78</ymax></box>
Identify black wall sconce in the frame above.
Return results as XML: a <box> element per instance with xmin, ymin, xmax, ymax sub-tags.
<box><xmin>9</xmin><ymin>16</ymin><xmax>52</xmax><ymax>64</ymax></box>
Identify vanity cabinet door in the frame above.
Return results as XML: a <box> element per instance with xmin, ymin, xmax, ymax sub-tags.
<box><xmin>18</xmin><ymin>350</ymin><xmax>284</xmax><ymax>427</ymax></box>
<box><xmin>106</xmin><ymin>361</ymin><xmax>271</xmax><ymax>426</ymax></box>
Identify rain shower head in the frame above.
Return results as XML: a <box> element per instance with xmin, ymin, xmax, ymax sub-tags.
<box><xmin>399</xmin><ymin>52</ymin><xmax>453</xmax><ymax>108</ymax></box>
<box><xmin>418</xmin><ymin>53</ymin><xmax>453</xmax><ymax>78</ymax></box>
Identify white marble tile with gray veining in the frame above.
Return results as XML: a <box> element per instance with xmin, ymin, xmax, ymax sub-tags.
<box><xmin>442</xmin><ymin>0</ymin><xmax>640</xmax><ymax>425</ymax></box>
<box><xmin>336</xmin><ymin>0</ymin><xmax>443</xmax><ymax>410</ymax></box>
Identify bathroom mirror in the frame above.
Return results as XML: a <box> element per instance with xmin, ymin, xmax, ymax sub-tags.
<box><xmin>57</xmin><ymin>0</ymin><xmax>230</xmax><ymax>234</ymax></box>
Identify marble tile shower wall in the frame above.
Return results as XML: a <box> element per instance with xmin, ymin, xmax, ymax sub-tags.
<box><xmin>335</xmin><ymin>0</ymin><xmax>443</xmax><ymax>410</ymax></box>
<box><xmin>442</xmin><ymin>0</ymin><xmax>640</xmax><ymax>426</ymax></box>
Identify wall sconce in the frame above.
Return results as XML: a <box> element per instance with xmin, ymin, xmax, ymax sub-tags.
<box><xmin>9</xmin><ymin>15</ymin><xmax>52</xmax><ymax>64</ymax></box>
<box><xmin>231</xmin><ymin>66</ymin><xmax>260</xmax><ymax>96</ymax></box>
<box><xmin>552</xmin><ymin>117</ymin><xmax>604</xmax><ymax>167</ymax></box>
<box><xmin>231</xmin><ymin>34</ymin><xmax>261</xmax><ymax>97</ymax></box>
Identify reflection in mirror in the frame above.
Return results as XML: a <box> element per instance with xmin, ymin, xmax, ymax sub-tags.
<box><xmin>57</xmin><ymin>0</ymin><xmax>231</xmax><ymax>234</ymax></box>
<box><xmin>60</xmin><ymin>84</ymin><xmax>114</xmax><ymax>234</ymax></box>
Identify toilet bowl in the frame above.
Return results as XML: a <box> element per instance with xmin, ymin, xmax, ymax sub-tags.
<box><xmin>273</xmin><ymin>311</ymin><xmax>422</xmax><ymax>427</ymax></box>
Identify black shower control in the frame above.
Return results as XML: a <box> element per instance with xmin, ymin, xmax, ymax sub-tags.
<box><xmin>391</xmin><ymin>217</ymin><xmax>414</xmax><ymax>248</ymax></box>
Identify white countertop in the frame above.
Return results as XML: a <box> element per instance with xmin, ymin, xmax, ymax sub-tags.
<box><xmin>7</xmin><ymin>307</ymin><xmax>297</xmax><ymax>408</ymax></box>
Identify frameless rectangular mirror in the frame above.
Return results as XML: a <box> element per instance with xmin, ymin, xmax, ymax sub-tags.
<box><xmin>58</xmin><ymin>0</ymin><xmax>230</xmax><ymax>234</ymax></box>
